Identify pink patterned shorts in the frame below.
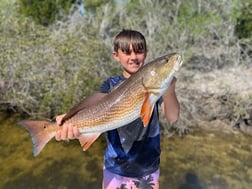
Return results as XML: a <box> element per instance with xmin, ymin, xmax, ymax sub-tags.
<box><xmin>102</xmin><ymin>168</ymin><xmax>160</xmax><ymax>189</ymax></box>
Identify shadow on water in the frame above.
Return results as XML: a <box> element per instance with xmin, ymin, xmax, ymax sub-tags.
<box><xmin>1</xmin><ymin>112</ymin><xmax>252</xmax><ymax>189</ymax></box>
<box><xmin>178</xmin><ymin>173</ymin><xmax>203</xmax><ymax>189</ymax></box>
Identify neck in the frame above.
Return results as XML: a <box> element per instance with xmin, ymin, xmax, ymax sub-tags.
<box><xmin>122</xmin><ymin>71</ymin><xmax>132</xmax><ymax>78</ymax></box>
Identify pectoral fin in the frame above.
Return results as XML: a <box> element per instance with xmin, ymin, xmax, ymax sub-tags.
<box><xmin>78</xmin><ymin>133</ymin><xmax>101</xmax><ymax>151</ymax></box>
<box><xmin>140</xmin><ymin>94</ymin><xmax>155</xmax><ymax>127</ymax></box>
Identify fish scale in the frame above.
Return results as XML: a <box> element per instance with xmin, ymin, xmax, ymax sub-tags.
<box><xmin>66</xmin><ymin>79</ymin><xmax>145</xmax><ymax>130</ymax></box>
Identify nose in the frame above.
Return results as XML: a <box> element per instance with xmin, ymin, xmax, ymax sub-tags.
<box><xmin>130</xmin><ymin>51</ymin><xmax>137</xmax><ymax>60</ymax></box>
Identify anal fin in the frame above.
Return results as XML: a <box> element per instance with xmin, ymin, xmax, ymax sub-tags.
<box><xmin>78</xmin><ymin>133</ymin><xmax>101</xmax><ymax>151</ymax></box>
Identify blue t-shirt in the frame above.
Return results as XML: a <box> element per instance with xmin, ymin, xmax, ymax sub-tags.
<box><xmin>100</xmin><ymin>75</ymin><xmax>161</xmax><ymax>177</ymax></box>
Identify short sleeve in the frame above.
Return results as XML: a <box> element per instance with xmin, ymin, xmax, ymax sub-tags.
<box><xmin>99</xmin><ymin>78</ymin><xmax>111</xmax><ymax>93</ymax></box>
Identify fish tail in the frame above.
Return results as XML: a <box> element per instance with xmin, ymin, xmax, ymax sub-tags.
<box><xmin>18</xmin><ymin>120</ymin><xmax>56</xmax><ymax>156</ymax></box>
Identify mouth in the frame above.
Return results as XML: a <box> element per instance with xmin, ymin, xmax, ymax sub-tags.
<box><xmin>174</xmin><ymin>55</ymin><xmax>183</xmax><ymax>71</ymax></box>
<box><xmin>129</xmin><ymin>62</ymin><xmax>141</xmax><ymax>66</ymax></box>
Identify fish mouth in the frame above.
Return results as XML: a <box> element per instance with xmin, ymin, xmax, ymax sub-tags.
<box><xmin>174</xmin><ymin>55</ymin><xmax>183</xmax><ymax>71</ymax></box>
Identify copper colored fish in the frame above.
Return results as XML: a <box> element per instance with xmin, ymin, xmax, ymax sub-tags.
<box><xmin>19</xmin><ymin>53</ymin><xmax>183</xmax><ymax>156</ymax></box>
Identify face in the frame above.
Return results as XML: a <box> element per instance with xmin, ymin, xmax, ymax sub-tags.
<box><xmin>113</xmin><ymin>44</ymin><xmax>147</xmax><ymax>78</ymax></box>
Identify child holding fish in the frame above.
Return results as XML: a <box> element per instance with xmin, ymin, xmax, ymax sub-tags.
<box><xmin>55</xmin><ymin>29</ymin><xmax>180</xmax><ymax>189</ymax></box>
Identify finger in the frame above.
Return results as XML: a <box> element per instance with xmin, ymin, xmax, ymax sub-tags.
<box><xmin>56</xmin><ymin>118</ymin><xmax>62</xmax><ymax>125</ymax></box>
<box><xmin>56</xmin><ymin>114</ymin><xmax>66</xmax><ymax>125</ymax></box>
<box><xmin>61</xmin><ymin>124</ymin><xmax>68</xmax><ymax>140</ymax></box>
<box><xmin>55</xmin><ymin>131</ymin><xmax>61</xmax><ymax>141</ymax></box>
<box><xmin>170</xmin><ymin>77</ymin><xmax>177</xmax><ymax>86</ymax></box>
<box><xmin>67</xmin><ymin>124</ymin><xmax>74</xmax><ymax>139</ymax></box>
<box><xmin>73</xmin><ymin>126</ymin><xmax>80</xmax><ymax>138</ymax></box>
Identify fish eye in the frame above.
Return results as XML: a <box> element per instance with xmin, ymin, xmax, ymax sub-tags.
<box><xmin>150</xmin><ymin>70</ymin><xmax>156</xmax><ymax>76</ymax></box>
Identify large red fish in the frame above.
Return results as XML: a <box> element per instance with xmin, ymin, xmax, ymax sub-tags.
<box><xmin>19</xmin><ymin>53</ymin><xmax>183</xmax><ymax>156</ymax></box>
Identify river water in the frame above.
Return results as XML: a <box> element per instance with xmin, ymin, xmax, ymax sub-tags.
<box><xmin>1</xmin><ymin>112</ymin><xmax>252</xmax><ymax>189</ymax></box>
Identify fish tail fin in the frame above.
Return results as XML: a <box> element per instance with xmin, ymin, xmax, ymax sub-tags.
<box><xmin>18</xmin><ymin>120</ymin><xmax>55</xmax><ymax>156</ymax></box>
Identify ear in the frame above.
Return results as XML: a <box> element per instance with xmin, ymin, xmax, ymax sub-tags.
<box><xmin>113</xmin><ymin>51</ymin><xmax>120</xmax><ymax>62</ymax></box>
<box><xmin>144</xmin><ymin>51</ymin><xmax>148</xmax><ymax>59</ymax></box>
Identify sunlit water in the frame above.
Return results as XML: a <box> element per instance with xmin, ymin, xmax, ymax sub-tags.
<box><xmin>1</xmin><ymin>112</ymin><xmax>252</xmax><ymax>189</ymax></box>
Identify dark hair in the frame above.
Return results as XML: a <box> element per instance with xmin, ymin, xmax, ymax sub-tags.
<box><xmin>113</xmin><ymin>29</ymin><xmax>147</xmax><ymax>54</ymax></box>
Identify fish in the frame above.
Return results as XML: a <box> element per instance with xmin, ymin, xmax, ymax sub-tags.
<box><xmin>19</xmin><ymin>53</ymin><xmax>183</xmax><ymax>156</ymax></box>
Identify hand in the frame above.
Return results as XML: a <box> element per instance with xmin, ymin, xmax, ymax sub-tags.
<box><xmin>55</xmin><ymin>114</ymin><xmax>80</xmax><ymax>141</ymax></box>
<box><xmin>168</xmin><ymin>77</ymin><xmax>177</xmax><ymax>91</ymax></box>
<box><xmin>161</xmin><ymin>77</ymin><xmax>180</xmax><ymax>123</ymax></box>
<box><xmin>56</xmin><ymin>113</ymin><xmax>66</xmax><ymax>125</ymax></box>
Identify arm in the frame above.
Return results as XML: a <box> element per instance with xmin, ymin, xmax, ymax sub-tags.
<box><xmin>160</xmin><ymin>77</ymin><xmax>180</xmax><ymax>124</ymax></box>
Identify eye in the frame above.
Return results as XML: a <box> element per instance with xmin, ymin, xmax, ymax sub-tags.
<box><xmin>43</xmin><ymin>125</ymin><xmax>47</xmax><ymax>129</ymax></box>
<box><xmin>122</xmin><ymin>49</ymin><xmax>131</xmax><ymax>55</ymax></box>
<box><xmin>150</xmin><ymin>70</ymin><xmax>156</xmax><ymax>76</ymax></box>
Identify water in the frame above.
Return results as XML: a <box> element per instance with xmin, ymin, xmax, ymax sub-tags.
<box><xmin>1</xmin><ymin>112</ymin><xmax>252</xmax><ymax>189</ymax></box>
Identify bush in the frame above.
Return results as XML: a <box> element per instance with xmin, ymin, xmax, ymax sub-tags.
<box><xmin>1</xmin><ymin>0</ymin><xmax>251</xmax><ymax>118</ymax></box>
<box><xmin>234</xmin><ymin>1</ymin><xmax>252</xmax><ymax>39</ymax></box>
<box><xmin>17</xmin><ymin>0</ymin><xmax>76</xmax><ymax>26</ymax></box>
<box><xmin>0</xmin><ymin>0</ymin><xmax>119</xmax><ymax>118</ymax></box>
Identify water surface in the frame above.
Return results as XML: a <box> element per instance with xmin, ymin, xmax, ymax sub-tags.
<box><xmin>1</xmin><ymin>112</ymin><xmax>252</xmax><ymax>189</ymax></box>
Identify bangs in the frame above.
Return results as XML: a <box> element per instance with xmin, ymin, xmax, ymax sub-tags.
<box><xmin>118</xmin><ymin>40</ymin><xmax>146</xmax><ymax>54</ymax></box>
<box><xmin>114</xmin><ymin>30</ymin><xmax>147</xmax><ymax>53</ymax></box>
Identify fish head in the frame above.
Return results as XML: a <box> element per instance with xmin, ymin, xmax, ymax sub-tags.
<box><xmin>142</xmin><ymin>53</ymin><xmax>183</xmax><ymax>92</ymax></box>
<box><xmin>155</xmin><ymin>53</ymin><xmax>182</xmax><ymax>73</ymax></box>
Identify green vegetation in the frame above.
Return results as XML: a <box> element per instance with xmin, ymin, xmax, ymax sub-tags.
<box><xmin>0</xmin><ymin>0</ymin><xmax>251</xmax><ymax>118</ymax></box>
<box><xmin>18</xmin><ymin>0</ymin><xmax>76</xmax><ymax>26</ymax></box>
<box><xmin>0</xmin><ymin>0</ymin><xmax>118</xmax><ymax>118</ymax></box>
<box><xmin>234</xmin><ymin>0</ymin><xmax>252</xmax><ymax>39</ymax></box>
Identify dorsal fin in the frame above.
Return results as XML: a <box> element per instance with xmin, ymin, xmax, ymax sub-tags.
<box><xmin>61</xmin><ymin>92</ymin><xmax>107</xmax><ymax>123</ymax></box>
